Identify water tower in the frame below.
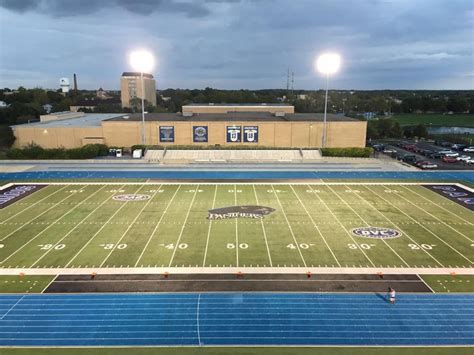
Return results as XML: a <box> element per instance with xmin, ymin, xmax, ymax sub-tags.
<box><xmin>59</xmin><ymin>77</ymin><xmax>70</xmax><ymax>94</ymax></box>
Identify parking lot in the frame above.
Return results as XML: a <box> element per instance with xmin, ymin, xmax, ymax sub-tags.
<box><xmin>372</xmin><ymin>140</ymin><xmax>474</xmax><ymax>170</ymax></box>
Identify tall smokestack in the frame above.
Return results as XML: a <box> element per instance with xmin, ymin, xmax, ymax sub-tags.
<box><xmin>73</xmin><ymin>73</ymin><xmax>78</xmax><ymax>93</ymax></box>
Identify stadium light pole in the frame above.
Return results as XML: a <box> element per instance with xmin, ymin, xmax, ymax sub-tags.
<box><xmin>316</xmin><ymin>53</ymin><xmax>341</xmax><ymax>148</ymax></box>
<box><xmin>129</xmin><ymin>50</ymin><xmax>155</xmax><ymax>146</ymax></box>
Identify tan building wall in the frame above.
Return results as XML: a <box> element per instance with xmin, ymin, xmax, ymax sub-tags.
<box><xmin>12</xmin><ymin>126</ymin><xmax>104</xmax><ymax>149</ymax></box>
<box><xmin>183</xmin><ymin>105</ymin><xmax>294</xmax><ymax>114</ymax></box>
<box><xmin>13</xmin><ymin>120</ymin><xmax>366</xmax><ymax>149</ymax></box>
<box><xmin>102</xmin><ymin>120</ymin><xmax>366</xmax><ymax>148</ymax></box>
<box><xmin>120</xmin><ymin>75</ymin><xmax>156</xmax><ymax>108</ymax></box>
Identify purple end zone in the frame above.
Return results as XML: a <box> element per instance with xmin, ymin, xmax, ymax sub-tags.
<box><xmin>423</xmin><ymin>184</ymin><xmax>474</xmax><ymax>211</ymax></box>
<box><xmin>0</xmin><ymin>184</ymin><xmax>47</xmax><ymax>209</ymax></box>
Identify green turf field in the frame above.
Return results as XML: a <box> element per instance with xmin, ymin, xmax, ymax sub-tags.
<box><xmin>0</xmin><ymin>183</ymin><xmax>473</xmax><ymax>270</ymax></box>
<box><xmin>421</xmin><ymin>275</ymin><xmax>474</xmax><ymax>292</ymax></box>
<box><xmin>0</xmin><ymin>275</ymin><xmax>54</xmax><ymax>293</ymax></box>
<box><xmin>392</xmin><ymin>113</ymin><xmax>474</xmax><ymax>127</ymax></box>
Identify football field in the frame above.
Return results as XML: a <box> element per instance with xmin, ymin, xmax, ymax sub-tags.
<box><xmin>0</xmin><ymin>182</ymin><xmax>473</xmax><ymax>271</ymax></box>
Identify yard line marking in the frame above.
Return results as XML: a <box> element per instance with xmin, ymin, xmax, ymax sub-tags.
<box><xmin>168</xmin><ymin>184</ymin><xmax>200</xmax><ymax>267</ymax></box>
<box><xmin>0</xmin><ymin>184</ymin><xmax>75</xmax><ymax>241</ymax></box>
<box><xmin>417</xmin><ymin>274</ymin><xmax>436</xmax><ymax>293</ymax></box>
<box><xmin>290</xmin><ymin>185</ymin><xmax>340</xmax><ymax>267</ymax></box>
<box><xmin>252</xmin><ymin>185</ymin><xmax>273</xmax><ymax>267</ymax></box>
<box><xmin>400</xmin><ymin>186</ymin><xmax>473</xmax><ymax>241</ymax></box>
<box><xmin>202</xmin><ymin>185</ymin><xmax>218</xmax><ymax>267</ymax></box>
<box><xmin>99</xmin><ymin>186</ymin><xmax>161</xmax><ymax>268</ymax></box>
<box><xmin>41</xmin><ymin>275</ymin><xmax>58</xmax><ymax>293</ymax></box>
<box><xmin>354</xmin><ymin>185</ymin><xmax>444</xmax><ymax>267</ymax></box>
<box><xmin>0</xmin><ymin>185</ymin><xmax>69</xmax><ymax>224</ymax></box>
<box><xmin>308</xmin><ymin>184</ymin><xmax>376</xmax><ymax>267</ymax></box>
<box><xmin>404</xmin><ymin>186</ymin><xmax>473</xmax><ymax>226</ymax></box>
<box><xmin>234</xmin><ymin>184</ymin><xmax>239</xmax><ymax>267</ymax></box>
<box><xmin>196</xmin><ymin>294</ymin><xmax>202</xmax><ymax>346</ymax></box>
<box><xmin>271</xmin><ymin>184</ymin><xmax>307</xmax><ymax>267</ymax></box>
<box><xmin>63</xmin><ymin>184</ymin><xmax>135</xmax><ymax>268</ymax></box>
<box><xmin>0</xmin><ymin>295</ymin><xmax>24</xmax><ymax>320</ymax></box>
<box><xmin>135</xmin><ymin>185</ymin><xmax>180</xmax><ymax>267</ymax></box>
<box><xmin>368</xmin><ymin>185</ymin><xmax>473</xmax><ymax>265</ymax></box>
<box><xmin>29</xmin><ymin>186</ymin><xmax>110</xmax><ymax>268</ymax></box>
<box><xmin>334</xmin><ymin>185</ymin><xmax>410</xmax><ymax>267</ymax></box>
<box><xmin>0</xmin><ymin>185</ymin><xmax>89</xmax><ymax>264</ymax></box>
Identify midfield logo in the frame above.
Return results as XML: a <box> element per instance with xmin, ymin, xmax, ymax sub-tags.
<box><xmin>351</xmin><ymin>226</ymin><xmax>401</xmax><ymax>239</ymax></box>
<box><xmin>208</xmin><ymin>205</ymin><xmax>275</xmax><ymax>220</ymax></box>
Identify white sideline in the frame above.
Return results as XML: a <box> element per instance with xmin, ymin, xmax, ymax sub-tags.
<box><xmin>2</xmin><ymin>181</ymin><xmax>473</xmax><ymax>190</ymax></box>
<box><xmin>0</xmin><ymin>266</ymin><xmax>472</xmax><ymax>275</ymax></box>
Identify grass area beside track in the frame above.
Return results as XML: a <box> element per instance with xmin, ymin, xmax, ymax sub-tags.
<box><xmin>0</xmin><ymin>275</ymin><xmax>54</xmax><ymax>293</ymax></box>
<box><xmin>392</xmin><ymin>114</ymin><xmax>474</xmax><ymax>127</ymax></box>
<box><xmin>421</xmin><ymin>275</ymin><xmax>474</xmax><ymax>292</ymax></box>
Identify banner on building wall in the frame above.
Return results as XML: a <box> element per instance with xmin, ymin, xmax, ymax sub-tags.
<box><xmin>159</xmin><ymin>126</ymin><xmax>175</xmax><ymax>142</ymax></box>
<box><xmin>243</xmin><ymin>126</ymin><xmax>258</xmax><ymax>143</ymax></box>
<box><xmin>226</xmin><ymin>125</ymin><xmax>241</xmax><ymax>143</ymax></box>
<box><xmin>193</xmin><ymin>126</ymin><xmax>208</xmax><ymax>142</ymax></box>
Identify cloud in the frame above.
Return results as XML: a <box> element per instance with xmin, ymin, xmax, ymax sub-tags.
<box><xmin>0</xmin><ymin>0</ymin><xmax>212</xmax><ymax>18</ymax></box>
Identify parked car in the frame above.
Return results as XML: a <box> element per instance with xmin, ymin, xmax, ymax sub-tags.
<box><xmin>400</xmin><ymin>154</ymin><xmax>417</xmax><ymax>163</ymax></box>
<box><xmin>456</xmin><ymin>155</ymin><xmax>471</xmax><ymax>162</ymax></box>
<box><xmin>438</xmin><ymin>150</ymin><xmax>459</xmax><ymax>157</ymax></box>
<box><xmin>418</xmin><ymin>161</ymin><xmax>438</xmax><ymax>169</ymax></box>
<box><xmin>428</xmin><ymin>151</ymin><xmax>443</xmax><ymax>159</ymax></box>
<box><xmin>383</xmin><ymin>148</ymin><xmax>397</xmax><ymax>154</ymax></box>
<box><xmin>452</xmin><ymin>144</ymin><xmax>467</xmax><ymax>151</ymax></box>
<box><xmin>403</xmin><ymin>144</ymin><xmax>417</xmax><ymax>151</ymax></box>
<box><xmin>440</xmin><ymin>141</ymin><xmax>453</xmax><ymax>147</ymax></box>
<box><xmin>463</xmin><ymin>146</ymin><xmax>474</xmax><ymax>152</ymax></box>
<box><xmin>442</xmin><ymin>156</ymin><xmax>458</xmax><ymax>163</ymax></box>
<box><xmin>420</xmin><ymin>149</ymin><xmax>434</xmax><ymax>156</ymax></box>
<box><xmin>465</xmin><ymin>158</ymin><xmax>474</xmax><ymax>165</ymax></box>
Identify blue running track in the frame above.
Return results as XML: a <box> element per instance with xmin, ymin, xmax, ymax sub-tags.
<box><xmin>0</xmin><ymin>293</ymin><xmax>473</xmax><ymax>346</ymax></box>
<box><xmin>1</xmin><ymin>170</ymin><xmax>474</xmax><ymax>182</ymax></box>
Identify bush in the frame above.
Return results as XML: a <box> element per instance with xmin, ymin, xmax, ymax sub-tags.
<box><xmin>5</xmin><ymin>143</ymin><xmax>110</xmax><ymax>159</ymax></box>
<box><xmin>321</xmin><ymin>147</ymin><xmax>373</xmax><ymax>158</ymax></box>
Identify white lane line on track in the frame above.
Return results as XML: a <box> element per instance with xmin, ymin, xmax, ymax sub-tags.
<box><xmin>0</xmin><ymin>295</ymin><xmax>24</xmax><ymax>320</ymax></box>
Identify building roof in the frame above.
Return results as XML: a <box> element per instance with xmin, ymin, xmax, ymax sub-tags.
<box><xmin>11</xmin><ymin>113</ymin><xmax>126</xmax><ymax>128</ymax></box>
<box><xmin>184</xmin><ymin>103</ymin><xmax>292</xmax><ymax>107</ymax></box>
<box><xmin>121</xmin><ymin>72</ymin><xmax>154</xmax><ymax>79</ymax></box>
<box><xmin>106</xmin><ymin>112</ymin><xmax>359</xmax><ymax>122</ymax></box>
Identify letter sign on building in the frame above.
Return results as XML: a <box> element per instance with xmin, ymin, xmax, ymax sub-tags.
<box><xmin>243</xmin><ymin>126</ymin><xmax>258</xmax><ymax>143</ymax></box>
<box><xmin>226</xmin><ymin>126</ymin><xmax>241</xmax><ymax>143</ymax></box>
<box><xmin>159</xmin><ymin>126</ymin><xmax>174</xmax><ymax>142</ymax></box>
<box><xmin>193</xmin><ymin>126</ymin><xmax>208</xmax><ymax>143</ymax></box>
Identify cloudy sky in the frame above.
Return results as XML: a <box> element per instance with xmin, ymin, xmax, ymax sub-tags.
<box><xmin>0</xmin><ymin>0</ymin><xmax>473</xmax><ymax>90</ymax></box>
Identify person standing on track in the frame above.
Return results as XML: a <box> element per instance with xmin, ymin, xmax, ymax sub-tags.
<box><xmin>388</xmin><ymin>287</ymin><xmax>396</xmax><ymax>304</ymax></box>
